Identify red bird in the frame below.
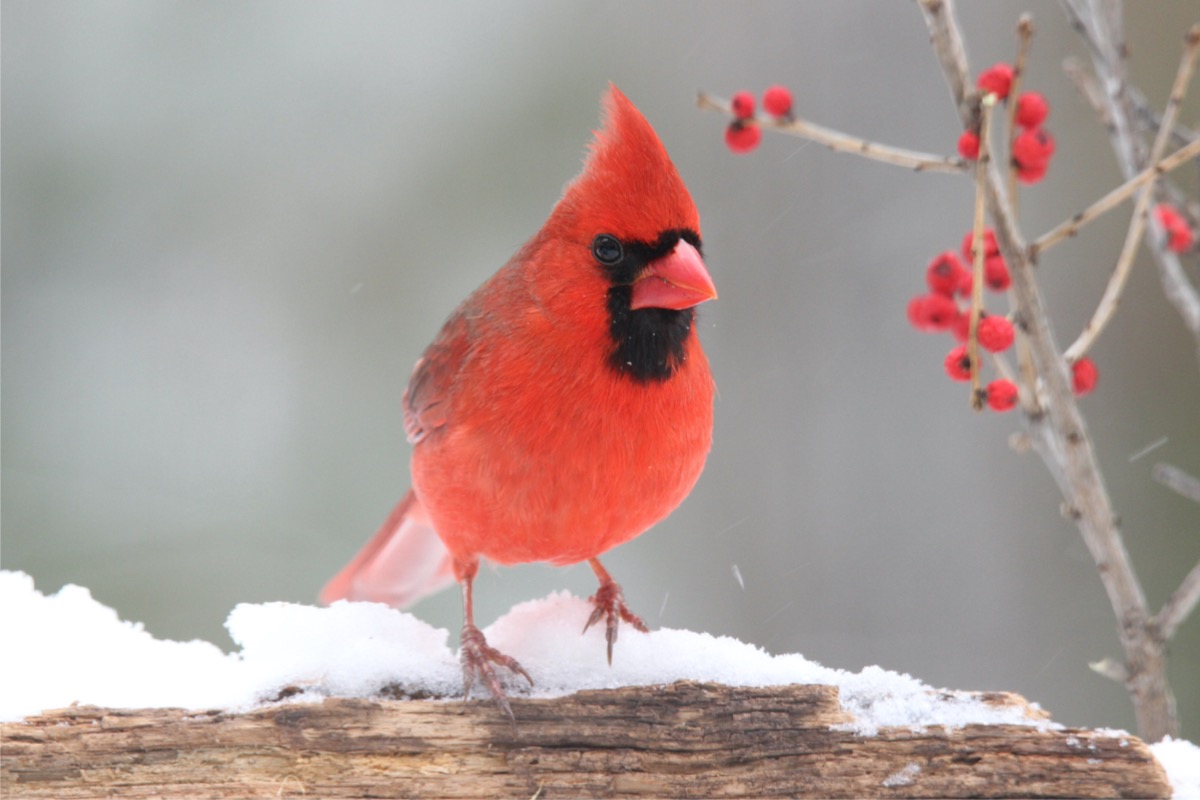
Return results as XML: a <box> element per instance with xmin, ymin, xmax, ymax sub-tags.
<box><xmin>321</xmin><ymin>85</ymin><xmax>716</xmax><ymax>715</ymax></box>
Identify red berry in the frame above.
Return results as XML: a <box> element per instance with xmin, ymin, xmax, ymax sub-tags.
<box><xmin>1012</xmin><ymin>127</ymin><xmax>1055</xmax><ymax>168</ymax></box>
<box><xmin>1169</xmin><ymin>227</ymin><xmax>1193</xmax><ymax>253</ymax></box>
<box><xmin>908</xmin><ymin>293</ymin><xmax>959</xmax><ymax>332</ymax></box>
<box><xmin>978</xmin><ymin>63</ymin><xmax>1015</xmax><ymax>99</ymax></box>
<box><xmin>1015</xmin><ymin>92</ymin><xmax>1049</xmax><ymax>128</ymax></box>
<box><xmin>985</xmin><ymin>379</ymin><xmax>1019</xmax><ymax>411</ymax></box>
<box><xmin>763</xmin><ymin>85</ymin><xmax>793</xmax><ymax>118</ymax></box>
<box><xmin>951</xmin><ymin>310</ymin><xmax>971</xmax><ymax>342</ymax></box>
<box><xmin>924</xmin><ymin>294</ymin><xmax>958</xmax><ymax>329</ymax></box>
<box><xmin>945</xmin><ymin>344</ymin><xmax>974</xmax><ymax>381</ymax></box>
<box><xmin>961</xmin><ymin>228</ymin><xmax>999</xmax><ymax>262</ymax></box>
<box><xmin>926</xmin><ymin>251</ymin><xmax>967</xmax><ymax>296</ymax></box>
<box><xmin>1016</xmin><ymin>159</ymin><xmax>1049</xmax><ymax>184</ymax></box>
<box><xmin>984</xmin><ymin>254</ymin><xmax>1011</xmax><ymax>291</ymax></box>
<box><xmin>1156</xmin><ymin>202</ymin><xmax>1186</xmax><ymax>230</ymax></box>
<box><xmin>906</xmin><ymin>296</ymin><xmax>926</xmax><ymax>330</ymax></box>
<box><xmin>724</xmin><ymin>121</ymin><xmax>761</xmax><ymax>154</ymax></box>
<box><xmin>1155</xmin><ymin>203</ymin><xmax>1194</xmax><ymax>253</ymax></box>
<box><xmin>1072</xmin><ymin>357</ymin><xmax>1099</xmax><ymax>396</ymax></box>
<box><xmin>977</xmin><ymin>315</ymin><xmax>1015</xmax><ymax>352</ymax></box>
<box><xmin>730</xmin><ymin>91</ymin><xmax>756</xmax><ymax>120</ymax></box>
<box><xmin>957</xmin><ymin>130</ymin><xmax>980</xmax><ymax>160</ymax></box>
<box><xmin>956</xmin><ymin>270</ymin><xmax>973</xmax><ymax>298</ymax></box>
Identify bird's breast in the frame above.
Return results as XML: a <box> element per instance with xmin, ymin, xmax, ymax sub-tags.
<box><xmin>411</xmin><ymin>324</ymin><xmax>713</xmax><ymax>566</ymax></box>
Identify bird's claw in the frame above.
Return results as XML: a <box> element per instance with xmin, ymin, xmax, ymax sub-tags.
<box><xmin>584</xmin><ymin>579</ymin><xmax>649</xmax><ymax>664</ymax></box>
<box><xmin>460</xmin><ymin>623</ymin><xmax>532</xmax><ymax>724</ymax></box>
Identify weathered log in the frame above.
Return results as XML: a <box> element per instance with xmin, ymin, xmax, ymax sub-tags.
<box><xmin>1</xmin><ymin>681</ymin><xmax>1170</xmax><ymax>798</ymax></box>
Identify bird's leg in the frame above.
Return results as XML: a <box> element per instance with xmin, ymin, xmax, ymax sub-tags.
<box><xmin>457</xmin><ymin>559</ymin><xmax>532</xmax><ymax>722</ymax></box>
<box><xmin>583</xmin><ymin>557</ymin><xmax>649</xmax><ymax>664</ymax></box>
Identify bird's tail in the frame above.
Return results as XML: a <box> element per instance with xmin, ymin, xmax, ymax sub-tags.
<box><xmin>319</xmin><ymin>489</ymin><xmax>455</xmax><ymax>608</ymax></box>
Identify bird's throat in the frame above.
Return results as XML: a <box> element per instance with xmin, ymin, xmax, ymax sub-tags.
<box><xmin>605</xmin><ymin>290</ymin><xmax>694</xmax><ymax>382</ymax></box>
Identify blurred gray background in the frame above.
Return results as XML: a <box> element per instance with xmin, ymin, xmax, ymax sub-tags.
<box><xmin>3</xmin><ymin>2</ymin><xmax>1197</xmax><ymax>736</ymax></box>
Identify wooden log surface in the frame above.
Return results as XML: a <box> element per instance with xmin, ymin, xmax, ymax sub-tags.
<box><xmin>1</xmin><ymin>681</ymin><xmax>1171</xmax><ymax>799</ymax></box>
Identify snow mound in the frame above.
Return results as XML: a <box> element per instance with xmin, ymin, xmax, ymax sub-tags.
<box><xmin>0</xmin><ymin>570</ymin><xmax>1064</xmax><ymax>740</ymax></box>
<box><xmin>1152</xmin><ymin>737</ymin><xmax>1200</xmax><ymax>800</ymax></box>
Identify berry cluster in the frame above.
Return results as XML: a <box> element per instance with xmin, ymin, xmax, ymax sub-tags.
<box><xmin>724</xmin><ymin>86</ymin><xmax>793</xmax><ymax>154</ymax></box>
<box><xmin>957</xmin><ymin>63</ymin><xmax>1055</xmax><ymax>184</ymax></box>
<box><xmin>1155</xmin><ymin>203</ymin><xmax>1195</xmax><ymax>253</ymax></box>
<box><xmin>908</xmin><ymin>229</ymin><xmax>1018</xmax><ymax>410</ymax></box>
<box><xmin>908</xmin><ymin>228</ymin><xmax>1098</xmax><ymax>410</ymax></box>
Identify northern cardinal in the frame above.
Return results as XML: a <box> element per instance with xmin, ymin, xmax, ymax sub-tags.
<box><xmin>321</xmin><ymin>85</ymin><xmax>716</xmax><ymax>717</ymax></box>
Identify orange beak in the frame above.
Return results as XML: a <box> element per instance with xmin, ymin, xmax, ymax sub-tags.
<box><xmin>629</xmin><ymin>240</ymin><xmax>718</xmax><ymax>311</ymax></box>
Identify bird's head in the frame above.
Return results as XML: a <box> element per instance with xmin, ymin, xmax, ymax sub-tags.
<box><xmin>533</xmin><ymin>85</ymin><xmax>717</xmax><ymax>381</ymax></box>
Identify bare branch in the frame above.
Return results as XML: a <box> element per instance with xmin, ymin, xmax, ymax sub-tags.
<box><xmin>695</xmin><ymin>92</ymin><xmax>968</xmax><ymax>173</ymax></box>
<box><xmin>1005</xmin><ymin>15</ymin><xmax>1036</xmax><ymax>218</ymax></box>
<box><xmin>1067</xmin><ymin>10</ymin><xmax>1200</xmax><ymax>366</ymax></box>
<box><xmin>1157</xmin><ymin>250</ymin><xmax>1200</xmax><ymax>355</ymax></box>
<box><xmin>921</xmin><ymin>0</ymin><xmax>1187</xmax><ymax>741</ymax></box>
<box><xmin>1155</xmin><ymin>559</ymin><xmax>1200</xmax><ymax>642</ymax></box>
<box><xmin>1130</xmin><ymin>84</ymin><xmax>1200</xmax><ymax>149</ymax></box>
<box><xmin>1030</xmin><ymin>137</ymin><xmax>1200</xmax><ymax>258</ymax></box>
<box><xmin>1062</xmin><ymin>57</ymin><xmax>1113</xmax><ymax>128</ymax></box>
<box><xmin>1001</xmin><ymin>16</ymin><xmax>1045</xmax><ymax>415</ymax></box>
<box><xmin>1152</xmin><ymin>462</ymin><xmax>1200</xmax><ymax>505</ymax></box>
<box><xmin>706</xmin><ymin>3</ymin><xmax>1195</xmax><ymax>738</ymax></box>
<box><xmin>1064</xmin><ymin>26</ymin><xmax>1200</xmax><ymax>363</ymax></box>
<box><xmin>1089</xmin><ymin>656</ymin><xmax>1128</xmax><ymax>683</ymax></box>
<box><xmin>1065</xmin><ymin>0</ymin><xmax>1124</xmax><ymax>60</ymax></box>
<box><xmin>920</xmin><ymin>0</ymin><xmax>973</xmax><ymax>109</ymax></box>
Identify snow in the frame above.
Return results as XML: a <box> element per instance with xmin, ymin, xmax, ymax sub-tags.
<box><xmin>3</xmin><ymin>570</ymin><xmax>1197</xmax><ymax>794</ymax></box>
<box><xmin>1154</xmin><ymin>738</ymin><xmax>1200</xmax><ymax>800</ymax></box>
<box><xmin>227</xmin><ymin>599</ymin><xmax>461</xmax><ymax>700</ymax></box>
<box><xmin>483</xmin><ymin>591</ymin><xmax>1043</xmax><ymax>735</ymax></box>
<box><xmin>0</xmin><ymin>571</ymin><xmax>245</xmax><ymax>713</ymax></box>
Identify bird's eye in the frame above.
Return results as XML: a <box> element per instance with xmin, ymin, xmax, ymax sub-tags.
<box><xmin>591</xmin><ymin>234</ymin><xmax>624</xmax><ymax>265</ymax></box>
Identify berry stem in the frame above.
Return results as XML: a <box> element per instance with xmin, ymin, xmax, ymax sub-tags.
<box><xmin>966</xmin><ymin>93</ymin><xmax>998</xmax><ymax>410</ymax></box>
<box><xmin>696</xmin><ymin>92</ymin><xmax>969</xmax><ymax>174</ymax></box>
<box><xmin>1064</xmin><ymin>25</ymin><xmax>1200</xmax><ymax>363</ymax></box>
<box><xmin>1005</xmin><ymin>14</ymin><xmax>1035</xmax><ymax>219</ymax></box>
<box><xmin>1004</xmin><ymin>15</ymin><xmax>1038</xmax><ymax>409</ymax></box>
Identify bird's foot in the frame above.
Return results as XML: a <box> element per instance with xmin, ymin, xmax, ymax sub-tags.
<box><xmin>459</xmin><ymin>623</ymin><xmax>532</xmax><ymax>723</ymax></box>
<box><xmin>584</xmin><ymin>578</ymin><xmax>649</xmax><ymax>664</ymax></box>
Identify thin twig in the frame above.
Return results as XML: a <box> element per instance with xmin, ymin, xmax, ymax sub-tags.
<box><xmin>1155</xmin><ymin>559</ymin><xmax>1200</xmax><ymax>642</ymax></box>
<box><xmin>1089</xmin><ymin>656</ymin><xmax>1129</xmax><ymax>683</ymax></box>
<box><xmin>696</xmin><ymin>92</ymin><xmax>969</xmax><ymax>173</ymax></box>
<box><xmin>1130</xmin><ymin>84</ymin><xmax>1200</xmax><ymax>149</ymax></box>
<box><xmin>1005</xmin><ymin>16</ymin><xmax>1040</xmax><ymax>417</ymax></box>
<box><xmin>1152</xmin><ymin>462</ymin><xmax>1200</xmax><ymax>505</ymax></box>
<box><xmin>1148</xmin><ymin>462</ymin><xmax>1200</xmax><ymax>642</ymax></box>
<box><xmin>1069</xmin><ymin>11</ymin><xmax>1200</xmax><ymax>368</ymax></box>
<box><xmin>1063</xmin><ymin>57</ymin><xmax>1114</xmax><ymax>130</ymax></box>
<box><xmin>1006</xmin><ymin>15</ymin><xmax>1035</xmax><ymax>218</ymax></box>
<box><xmin>1064</xmin><ymin>26</ymin><xmax>1200</xmax><ymax>363</ymax></box>
<box><xmin>968</xmin><ymin>94</ymin><xmax>998</xmax><ymax>410</ymax></box>
<box><xmin>1158</xmin><ymin>250</ymin><xmax>1200</xmax><ymax>359</ymax></box>
<box><xmin>1060</xmin><ymin>0</ymin><xmax>1115</xmax><ymax>65</ymax></box>
<box><xmin>1030</xmin><ymin>137</ymin><xmax>1200</xmax><ymax>258</ymax></box>
<box><xmin>1060</xmin><ymin>0</ymin><xmax>1147</xmax><ymax>168</ymax></box>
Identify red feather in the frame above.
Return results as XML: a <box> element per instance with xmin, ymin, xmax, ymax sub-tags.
<box><xmin>321</xmin><ymin>85</ymin><xmax>716</xmax><ymax>716</ymax></box>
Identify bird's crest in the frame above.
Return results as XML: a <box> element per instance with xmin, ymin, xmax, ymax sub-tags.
<box><xmin>553</xmin><ymin>85</ymin><xmax>700</xmax><ymax>242</ymax></box>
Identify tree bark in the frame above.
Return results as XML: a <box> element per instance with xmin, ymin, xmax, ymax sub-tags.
<box><xmin>1</xmin><ymin>682</ymin><xmax>1170</xmax><ymax>799</ymax></box>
